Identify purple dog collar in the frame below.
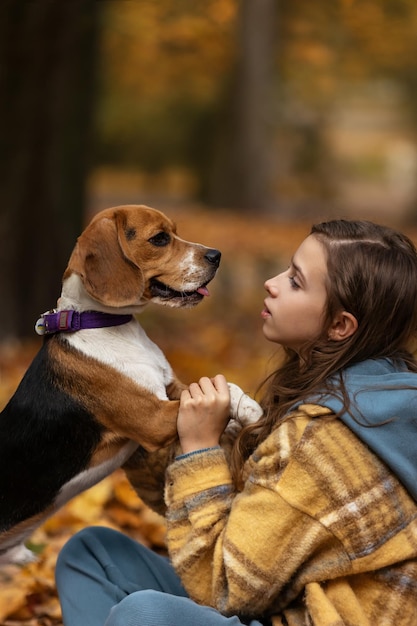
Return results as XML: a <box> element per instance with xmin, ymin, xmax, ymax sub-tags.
<box><xmin>35</xmin><ymin>309</ymin><xmax>133</xmax><ymax>336</ymax></box>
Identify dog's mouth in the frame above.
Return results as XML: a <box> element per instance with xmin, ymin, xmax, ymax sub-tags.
<box><xmin>149</xmin><ymin>278</ymin><xmax>211</xmax><ymax>307</ymax></box>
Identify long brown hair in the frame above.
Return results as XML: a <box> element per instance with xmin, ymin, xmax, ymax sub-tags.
<box><xmin>230</xmin><ymin>219</ymin><xmax>417</xmax><ymax>488</ymax></box>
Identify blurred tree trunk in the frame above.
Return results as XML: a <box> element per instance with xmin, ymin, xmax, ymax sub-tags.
<box><xmin>207</xmin><ymin>0</ymin><xmax>277</xmax><ymax>212</ymax></box>
<box><xmin>0</xmin><ymin>0</ymin><xmax>99</xmax><ymax>340</ymax></box>
<box><xmin>402</xmin><ymin>75</ymin><xmax>417</xmax><ymax>222</ymax></box>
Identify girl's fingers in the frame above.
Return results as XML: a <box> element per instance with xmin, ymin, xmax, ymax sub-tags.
<box><xmin>187</xmin><ymin>377</ymin><xmax>215</xmax><ymax>398</ymax></box>
<box><xmin>192</xmin><ymin>375</ymin><xmax>228</xmax><ymax>394</ymax></box>
<box><xmin>183</xmin><ymin>375</ymin><xmax>230</xmax><ymax>408</ymax></box>
<box><xmin>187</xmin><ymin>382</ymin><xmax>199</xmax><ymax>394</ymax></box>
<box><xmin>211</xmin><ymin>374</ymin><xmax>229</xmax><ymax>393</ymax></box>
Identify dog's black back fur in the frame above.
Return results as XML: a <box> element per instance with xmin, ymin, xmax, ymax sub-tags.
<box><xmin>0</xmin><ymin>337</ymin><xmax>103</xmax><ymax>530</ymax></box>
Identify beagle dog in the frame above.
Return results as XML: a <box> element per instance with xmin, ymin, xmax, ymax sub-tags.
<box><xmin>0</xmin><ymin>204</ymin><xmax>262</xmax><ymax>564</ymax></box>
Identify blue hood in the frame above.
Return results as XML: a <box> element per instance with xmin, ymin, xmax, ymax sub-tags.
<box><xmin>303</xmin><ymin>359</ymin><xmax>417</xmax><ymax>502</ymax></box>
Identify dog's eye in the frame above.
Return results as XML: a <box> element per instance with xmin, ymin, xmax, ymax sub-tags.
<box><xmin>148</xmin><ymin>232</ymin><xmax>170</xmax><ymax>247</ymax></box>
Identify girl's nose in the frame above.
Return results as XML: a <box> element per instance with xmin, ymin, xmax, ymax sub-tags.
<box><xmin>264</xmin><ymin>275</ymin><xmax>278</xmax><ymax>294</ymax></box>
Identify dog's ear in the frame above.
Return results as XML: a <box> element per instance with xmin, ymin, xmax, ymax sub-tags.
<box><xmin>66</xmin><ymin>213</ymin><xmax>145</xmax><ymax>307</ymax></box>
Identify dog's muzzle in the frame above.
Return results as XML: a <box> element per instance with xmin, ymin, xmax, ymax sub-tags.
<box><xmin>149</xmin><ymin>248</ymin><xmax>221</xmax><ymax>307</ymax></box>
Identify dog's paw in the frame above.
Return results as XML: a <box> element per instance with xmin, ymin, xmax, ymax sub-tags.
<box><xmin>227</xmin><ymin>382</ymin><xmax>263</xmax><ymax>426</ymax></box>
<box><xmin>0</xmin><ymin>544</ymin><xmax>37</xmax><ymax>566</ymax></box>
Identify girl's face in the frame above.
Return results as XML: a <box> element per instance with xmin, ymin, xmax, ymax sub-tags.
<box><xmin>262</xmin><ymin>234</ymin><xmax>328</xmax><ymax>351</ymax></box>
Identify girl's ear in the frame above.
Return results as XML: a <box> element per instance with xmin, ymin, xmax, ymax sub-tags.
<box><xmin>328</xmin><ymin>311</ymin><xmax>358</xmax><ymax>342</ymax></box>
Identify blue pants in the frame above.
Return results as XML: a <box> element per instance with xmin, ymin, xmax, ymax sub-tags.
<box><xmin>55</xmin><ymin>526</ymin><xmax>264</xmax><ymax>626</ymax></box>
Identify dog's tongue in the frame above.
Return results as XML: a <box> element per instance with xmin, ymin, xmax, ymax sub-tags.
<box><xmin>197</xmin><ymin>286</ymin><xmax>210</xmax><ymax>297</ymax></box>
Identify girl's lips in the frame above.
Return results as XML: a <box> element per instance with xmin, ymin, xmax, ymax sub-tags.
<box><xmin>261</xmin><ymin>302</ymin><xmax>271</xmax><ymax>319</ymax></box>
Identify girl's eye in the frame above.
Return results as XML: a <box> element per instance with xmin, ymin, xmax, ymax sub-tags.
<box><xmin>289</xmin><ymin>275</ymin><xmax>300</xmax><ymax>289</ymax></box>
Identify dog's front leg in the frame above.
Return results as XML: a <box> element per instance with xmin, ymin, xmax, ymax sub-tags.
<box><xmin>166</xmin><ymin>376</ymin><xmax>188</xmax><ymax>400</ymax></box>
<box><xmin>228</xmin><ymin>382</ymin><xmax>263</xmax><ymax>422</ymax></box>
<box><xmin>167</xmin><ymin>375</ymin><xmax>263</xmax><ymax>425</ymax></box>
<box><xmin>166</xmin><ymin>379</ymin><xmax>263</xmax><ymax>437</ymax></box>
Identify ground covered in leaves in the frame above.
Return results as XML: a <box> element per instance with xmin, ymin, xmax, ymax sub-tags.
<box><xmin>1</xmin><ymin>208</ymin><xmax>414</xmax><ymax>624</ymax></box>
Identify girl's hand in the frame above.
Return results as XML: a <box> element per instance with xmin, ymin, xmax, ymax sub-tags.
<box><xmin>177</xmin><ymin>374</ymin><xmax>231</xmax><ymax>455</ymax></box>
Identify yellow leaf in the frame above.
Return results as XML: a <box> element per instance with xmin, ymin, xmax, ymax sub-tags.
<box><xmin>113</xmin><ymin>475</ymin><xmax>144</xmax><ymax>510</ymax></box>
<box><xmin>64</xmin><ymin>479</ymin><xmax>114</xmax><ymax>523</ymax></box>
<box><xmin>0</xmin><ymin>579</ymin><xmax>33</xmax><ymax>621</ymax></box>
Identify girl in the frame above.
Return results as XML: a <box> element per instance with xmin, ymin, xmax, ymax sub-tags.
<box><xmin>55</xmin><ymin>219</ymin><xmax>417</xmax><ymax>626</ymax></box>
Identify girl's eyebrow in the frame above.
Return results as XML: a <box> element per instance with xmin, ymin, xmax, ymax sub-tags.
<box><xmin>290</xmin><ymin>256</ymin><xmax>306</xmax><ymax>284</ymax></box>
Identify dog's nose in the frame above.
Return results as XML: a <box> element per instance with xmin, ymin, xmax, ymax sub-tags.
<box><xmin>204</xmin><ymin>248</ymin><xmax>221</xmax><ymax>267</ymax></box>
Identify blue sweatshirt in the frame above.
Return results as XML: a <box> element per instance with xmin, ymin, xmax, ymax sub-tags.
<box><xmin>303</xmin><ymin>359</ymin><xmax>417</xmax><ymax>502</ymax></box>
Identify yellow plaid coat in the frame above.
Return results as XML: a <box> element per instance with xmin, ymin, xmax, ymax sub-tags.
<box><xmin>162</xmin><ymin>403</ymin><xmax>417</xmax><ymax>626</ymax></box>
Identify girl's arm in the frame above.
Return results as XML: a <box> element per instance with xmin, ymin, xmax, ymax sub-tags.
<box><xmin>166</xmin><ymin>386</ymin><xmax>348</xmax><ymax>618</ymax></box>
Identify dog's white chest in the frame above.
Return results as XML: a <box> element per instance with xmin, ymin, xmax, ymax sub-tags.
<box><xmin>66</xmin><ymin>322</ymin><xmax>174</xmax><ymax>400</ymax></box>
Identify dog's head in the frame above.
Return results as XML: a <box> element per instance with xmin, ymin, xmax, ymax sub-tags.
<box><xmin>63</xmin><ymin>205</ymin><xmax>221</xmax><ymax>310</ymax></box>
